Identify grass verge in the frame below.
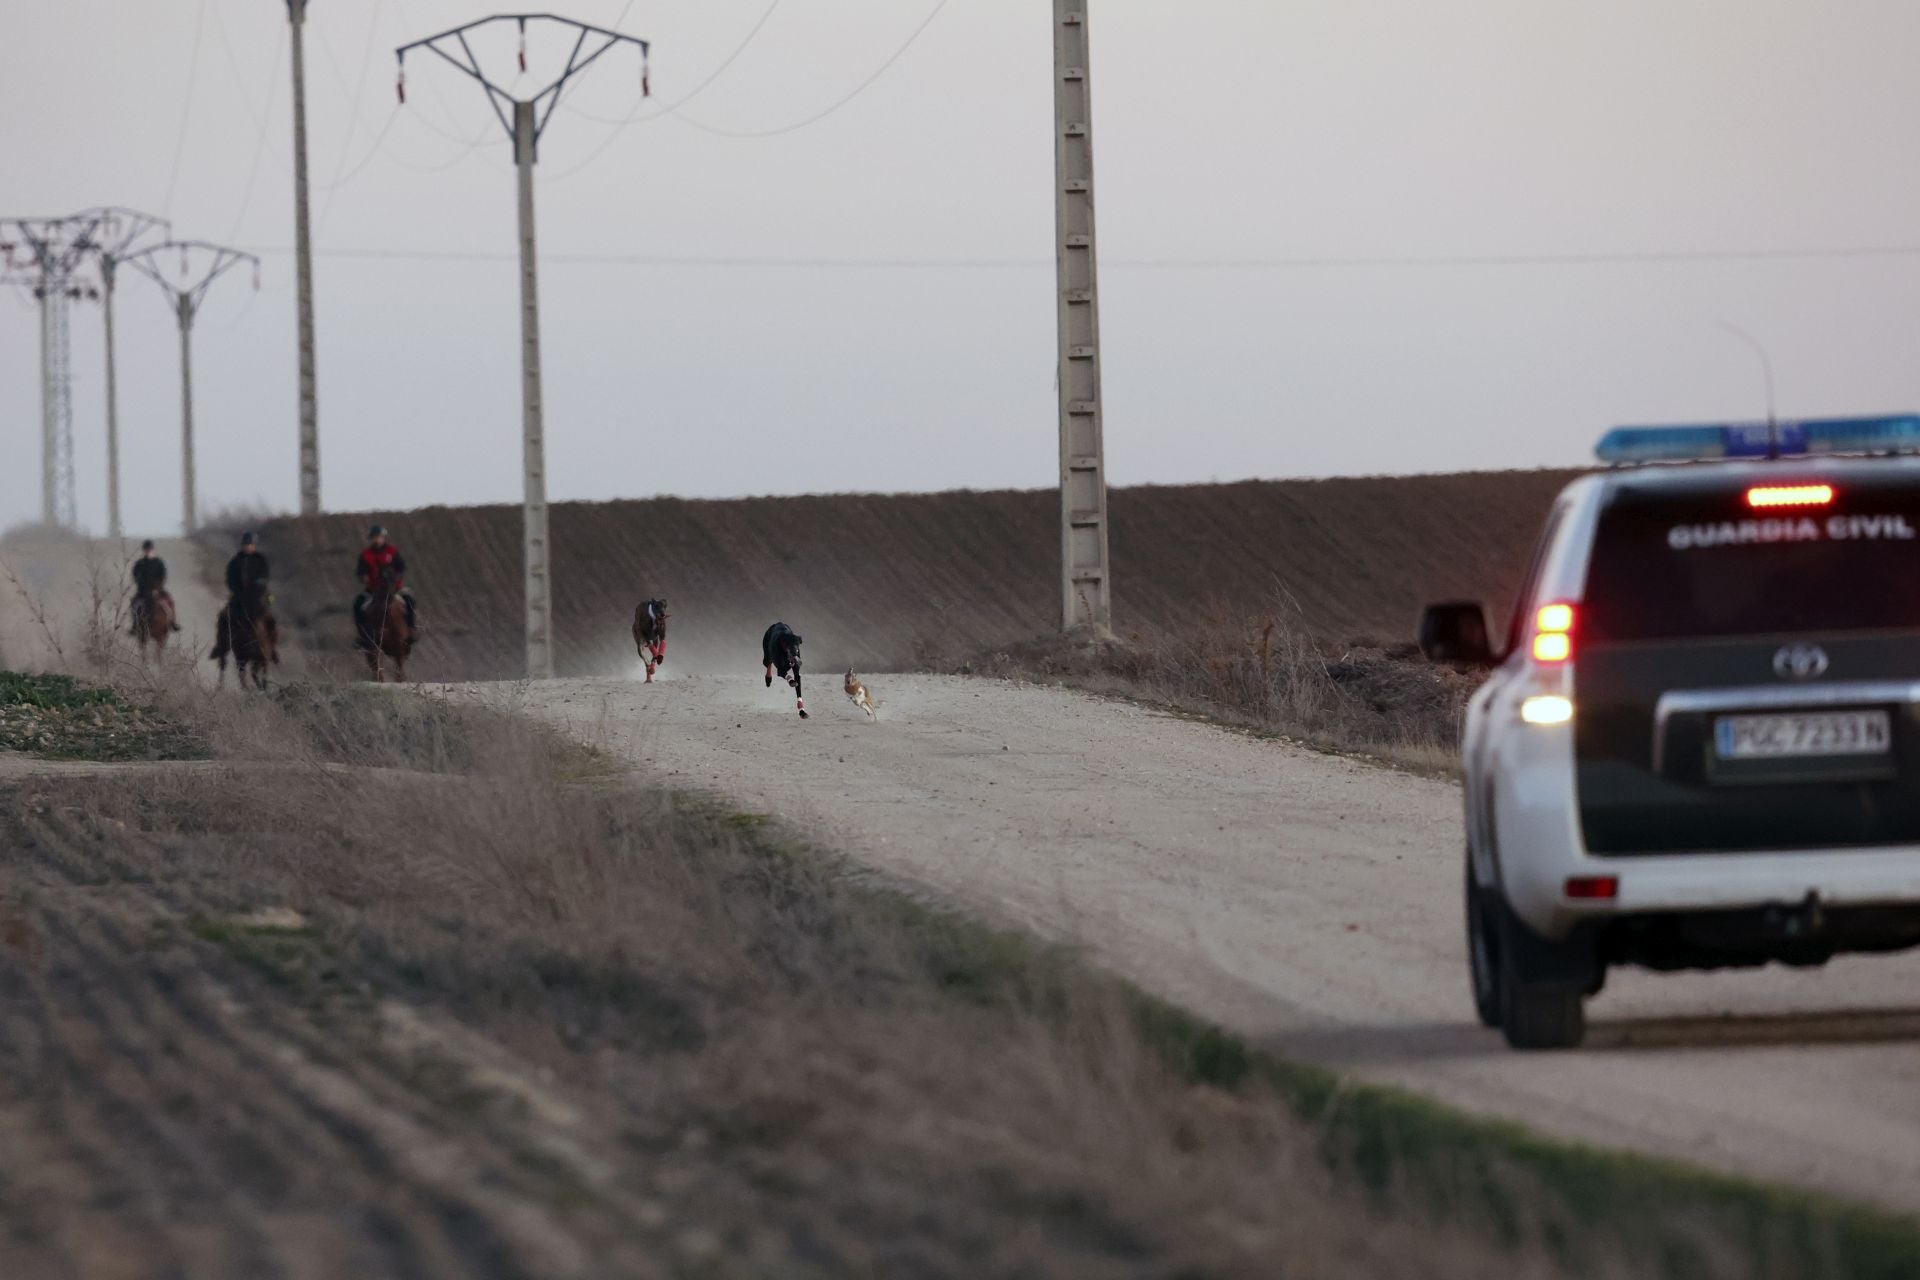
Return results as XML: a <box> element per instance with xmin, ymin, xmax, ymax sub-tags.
<box><xmin>0</xmin><ymin>670</ymin><xmax>202</xmax><ymax>761</ymax></box>
<box><xmin>717</xmin><ymin>805</ymin><xmax>1920</xmax><ymax>1280</ymax></box>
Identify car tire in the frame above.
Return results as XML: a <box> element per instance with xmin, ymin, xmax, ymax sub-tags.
<box><xmin>1465</xmin><ymin>867</ymin><xmax>1503</xmax><ymax>1029</ymax></box>
<box><xmin>1503</xmin><ymin>978</ymin><xmax>1585</xmax><ymax>1050</ymax></box>
<box><xmin>1494</xmin><ymin>899</ymin><xmax>1588</xmax><ymax>1051</ymax></box>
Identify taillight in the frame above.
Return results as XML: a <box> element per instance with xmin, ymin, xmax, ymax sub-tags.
<box><xmin>1564</xmin><ymin>876</ymin><xmax>1619</xmax><ymax>901</ymax></box>
<box><xmin>1531</xmin><ymin>602</ymin><xmax>1575</xmax><ymax>664</ymax></box>
<box><xmin>1746</xmin><ymin>484</ymin><xmax>1834</xmax><ymax>508</ymax></box>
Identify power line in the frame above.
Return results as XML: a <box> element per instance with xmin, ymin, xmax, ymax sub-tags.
<box><xmin>313</xmin><ymin>0</ymin><xmax>388</xmax><ymax>147</ymax></box>
<box><xmin>315</xmin><ymin>0</ymin><xmax>389</xmax><ymax>234</ymax></box>
<box><xmin>312</xmin><ymin>106</ymin><xmax>402</xmax><ymax>191</ymax></box>
<box><xmin>225</xmin><ymin>25</ymin><xmax>288</xmax><ymax>241</ymax></box>
<box><xmin>543</xmin><ymin>0</ymin><xmax>782</xmax><ymax>181</ymax></box>
<box><xmin>241</xmin><ymin>243</ymin><xmax>1920</xmax><ymax>270</ymax></box>
<box><xmin>670</xmin><ymin>0</ymin><xmax>950</xmax><ymax>139</ymax></box>
<box><xmin>208</xmin><ymin>0</ymin><xmax>268</xmax><ymax>129</ymax></box>
<box><xmin>545</xmin><ymin>0</ymin><xmax>941</xmax><ymax>179</ymax></box>
<box><xmin>559</xmin><ymin>0</ymin><xmax>781</xmax><ymax>127</ymax></box>
<box><xmin>161</xmin><ymin>0</ymin><xmax>212</xmax><ymax>218</ymax></box>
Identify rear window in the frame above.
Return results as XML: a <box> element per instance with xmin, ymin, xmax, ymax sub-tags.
<box><xmin>1582</xmin><ymin>479</ymin><xmax>1920</xmax><ymax>641</ymax></box>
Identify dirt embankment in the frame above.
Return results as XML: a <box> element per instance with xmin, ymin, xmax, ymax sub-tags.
<box><xmin>242</xmin><ymin>470</ymin><xmax>1576</xmax><ymax>681</ymax></box>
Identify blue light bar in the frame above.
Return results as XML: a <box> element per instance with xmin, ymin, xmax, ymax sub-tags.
<box><xmin>1597</xmin><ymin>415</ymin><xmax>1920</xmax><ymax>463</ymax></box>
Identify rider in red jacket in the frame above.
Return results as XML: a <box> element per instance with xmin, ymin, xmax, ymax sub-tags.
<box><xmin>353</xmin><ymin>524</ymin><xmax>419</xmax><ymax>645</ymax></box>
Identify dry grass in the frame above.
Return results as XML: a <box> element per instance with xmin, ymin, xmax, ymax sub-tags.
<box><xmin>964</xmin><ymin>601</ymin><xmax>1478</xmax><ymax>772</ymax></box>
<box><xmin>6</xmin><ymin>681</ymin><xmax>1868</xmax><ymax>1278</ymax></box>
<box><xmin>0</xmin><ymin>524</ymin><xmax>143</xmax><ymax>678</ymax></box>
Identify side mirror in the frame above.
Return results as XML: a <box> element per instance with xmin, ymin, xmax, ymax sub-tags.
<box><xmin>1418</xmin><ymin>601</ymin><xmax>1495</xmax><ymax>667</ymax></box>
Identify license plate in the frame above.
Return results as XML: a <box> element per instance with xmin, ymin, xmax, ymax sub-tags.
<box><xmin>1714</xmin><ymin>710</ymin><xmax>1892</xmax><ymax>760</ymax></box>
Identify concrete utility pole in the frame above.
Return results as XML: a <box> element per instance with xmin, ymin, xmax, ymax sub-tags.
<box><xmin>123</xmin><ymin>242</ymin><xmax>261</xmax><ymax>533</ymax></box>
<box><xmin>287</xmin><ymin>0</ymin><xmax>322</xmax><ymax>516</ymax></box>
<box><xmin>1052</xmin><ymin>0</ymin><xmax>1112</xmax><ymax>636</ymax></box>
<box><xmin>88</xmin><ymin>209</ymin><xmax>170</xmax><ymax>541</ymax></box>
<box><xmin>0</xmin><ymin>212</ymin><xmax>111</xmax><ymax>530</ymax></box>
<box><xmin>397</xmin><ymin>14</ymin><xmax>652</xmax><ymax>681</ymax></box>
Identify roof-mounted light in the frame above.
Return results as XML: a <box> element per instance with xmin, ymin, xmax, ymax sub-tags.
<box><xmin>1596</xmin><ymin>415</ymin><xmax>1920</xmax><ymax>464</ymax></box>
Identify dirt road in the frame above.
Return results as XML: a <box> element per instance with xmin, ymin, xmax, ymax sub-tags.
<box><xmin>0</xmin><ymin>531</ymin><xmax>226</xmax><ymax>678</ymax></box>
<box><xmin>477</xmin><ymin>673</ymin><xmax>1920</xmax><ymax>1213</ymax></box>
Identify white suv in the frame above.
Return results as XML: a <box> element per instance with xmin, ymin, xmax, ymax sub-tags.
<box><xmin>1421</xmin><ymin>417</ymin><xmax>1920</xmax><ymax>1049</ymax></box>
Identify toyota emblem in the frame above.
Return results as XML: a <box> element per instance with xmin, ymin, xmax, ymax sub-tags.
<box><xmin>1773</xmin><ymin>643</ymin><xmax>1830</xmax><ymax>680</ymax></box>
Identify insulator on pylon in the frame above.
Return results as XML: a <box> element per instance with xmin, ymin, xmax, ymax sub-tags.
<box><xmin>397</xmin><ymin>72</ymin><xmax>406</xmax><ymax>104</ymax></box>
<box><xmin>518</xmin><ymin>17</ymin><xmax>528</xmax><ymax>72</ymax></box>
<box><xmin>642</xmin><ymin>57</ymin><xmax>650</xmax><ymax>97</ymax></box>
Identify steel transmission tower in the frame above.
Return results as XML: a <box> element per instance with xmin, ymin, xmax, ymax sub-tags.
<box><xmin>1</xmin><ymin>211</ymin><xmax>112</xmax><ymax>529</ymax></box>
<box><xmin>122</xmin><ymin>242</ymin><xmax>261</xmax><ymax>533</ymax></box>
<box><xmin>87</xmin><ymin>208</ymin><xmax>170</xmax><ymax>540</ymax></box>
<box><xmin>287</xmin><ymin>0</ymin><xmax>321</xmax><ymax>516</ymax></box>
<box><xmin>1052</xmin><ymin>0</ymin><xmax>1112</xmax><ymax>636</ymax></box>
<box><xmin>396</xmin><ymin>15</ymin><xmax>652</xmax><ymax>681</ymax></box>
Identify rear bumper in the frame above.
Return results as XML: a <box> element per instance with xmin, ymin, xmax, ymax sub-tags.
<box><xmin>1490</xmin><ymin>719</ymin><xmax>1920</xmax><ymax>939</ymax></box>
<box><xmin>1606</xmin><ymin>848</ymin><xmax>1920</xmax><ymax>914</ymax></box>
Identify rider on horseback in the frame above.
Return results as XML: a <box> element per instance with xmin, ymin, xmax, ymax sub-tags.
<box><xmin>353</xmin><ymin>524</ymin><xmax>418</xmax><ymax>649</ymax></box>
<box><xmin>226</xmin><ymin>532</ymin><xmax>271</xmax><ymax>603</ymax></box>
<box><xmin>213</xmin><ymin>532</ymin><xmax>271</xmax><ymax>659</ymax></box>
<box><xmin>130</xmin><ymin>540</ymin><xmax>180</xmax><ymax>634</ymax></box>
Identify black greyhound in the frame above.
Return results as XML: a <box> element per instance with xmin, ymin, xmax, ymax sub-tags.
<box><xmin>762</xmin><ymin>622</ymin><xmax>806</xmax><ymax>718</ymax></box>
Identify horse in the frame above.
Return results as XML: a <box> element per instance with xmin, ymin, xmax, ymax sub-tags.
<box><xmin>358</xmin><ymin>568</ymin><xmax>413</xmax><ymax>682</ymax></box>
<box><xmin>212</xmin><ymin>587</ymin><xmax>279</xmax><ymax>690</ymax></box>
<box><xmin>631</xmin><ymin>598</ymin><xmax>668</xmax><ymax>682</ymax></box>
<box><xmin>131</xmin><ymin>590</ymin><xmax>175</xmax><ymax>660</ymax></box>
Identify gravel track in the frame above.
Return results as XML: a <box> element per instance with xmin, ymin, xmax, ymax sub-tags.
<box><xmin>485</xmin><ymin>672</ymin><xmax>1920</xmax><ymax>1214</ymax></box>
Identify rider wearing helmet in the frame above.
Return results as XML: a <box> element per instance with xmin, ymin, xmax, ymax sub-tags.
<box><xmin>354</xmin><ymin>524</ymin><xmax>419</xmax><ymax>647</ymax></box>
<box><xmin>130</xmin><ymin>539</ymin><xmax>180</xmax><ymax>633</ymax></box>
<box><xmin>225</xmin><ymin>531</ymin><xmax>271</xmax><ymax>604</ymax></box>
<box><xmin>214</xmin><ymin>531</ymin><xmax>271</xmax><ymax>658</ymax></box>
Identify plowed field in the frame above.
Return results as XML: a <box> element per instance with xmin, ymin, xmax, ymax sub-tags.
<box><xmin>244</xmin><ymin>470</ymin><xmax>1575</xmax><ymax>680</ymax></box>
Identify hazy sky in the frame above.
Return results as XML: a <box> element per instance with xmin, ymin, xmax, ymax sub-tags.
<box><xmin>7</xmin><ymin>1</ymin><xmax>1920</xmax><ymax>536</ymax></box>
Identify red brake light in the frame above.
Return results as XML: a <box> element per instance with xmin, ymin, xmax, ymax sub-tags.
<box><xmin>1746</xmin><ymin>484</ymin><xmax>1834</xmax><ymax>508</ymax></box>
<box><xmin>1531</xmin><ymin>602</ymin><xmax>1576</xmax><ymax>664</ymax></box>
<box><xmin>1565</xmin><ymin>876</ymin><xmax>1619</xmax><ymax>901</ymax></box>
